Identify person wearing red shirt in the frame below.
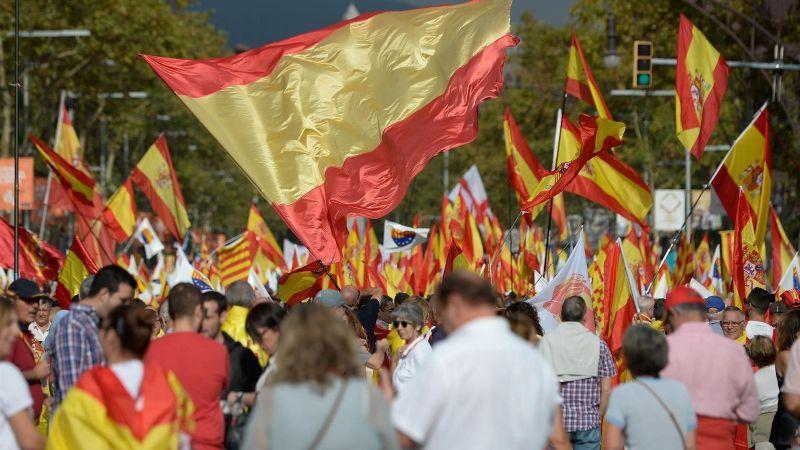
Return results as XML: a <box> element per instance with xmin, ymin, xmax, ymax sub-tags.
<box><xmin>146</xmin><ymin>283</ymin><xmax>229</xmax><ymax>450</ymax></box>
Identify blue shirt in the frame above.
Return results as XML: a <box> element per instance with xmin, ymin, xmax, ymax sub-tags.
<box><xmin>50</xmin><ymin>304</ymin><xmax>104</xmax><ymax>411</ymax></box>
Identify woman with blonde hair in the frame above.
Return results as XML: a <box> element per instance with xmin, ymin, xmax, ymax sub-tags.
<box><xmin>241</xmin><ymin>303</ymin><xmax>398</xmax><ymax>450</ymax></box>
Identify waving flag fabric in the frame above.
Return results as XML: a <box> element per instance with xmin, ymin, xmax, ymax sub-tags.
<box><xmin>694</xmin><ymin>232</ymin><xmax>711</xmax><ymax>282</ymax></box>
<box><xmin>733</xmin><ymin>189</ymin><xmax>766</xmax><ymax>309</ymax></box>
<box><xmin>103</xmin><ymin>179</ymin><xmax>138</xmax><ymax>243</ymax></box>
<box><xmin>131</xmin><ymin>136</ymin><xmax>191</xmax><ymax>241</ymax></box>
<box><xmin>565</xmin><ymin>33</ymin><xmax>611</xmax><ymax>119</ymax></box>
<box><xmin>217</xmin><ymin>232</ymin><xmax>257</xmax><ymax>287</ymax></box>
<box><xmin>133</xmin><ymin>218</ymin><xmax>165</xmax><ymax>259</ymax></box>
<box><xmin>673</xmin><ymin>233</ymin><xmax>694</xmax><ymax>287</ymax></box>
<box><xmin>602</xmin><ymin>240</ymin><xmax>638</xmax><ymax>383</ymax></box>
<box><xmin>276</xmin><ymin>260</ymin><xmax>327</xmax><ymax>306</ymax></box>
<box><xmin>54</xmin><ymin>237</ymin><xmax>99</xmax><ymax>308</ymax></box>
<box><xmin>448</xmin><ymin>165</ymin><xmax>491</xmax><ymax>221</ymax></box>
<box><xmin>0</xmin><ymin>217</ymin><xmax>62</xmax><ymax>285</ymax></box>
<box><xmin>771</xmin><ymin>206</ymin><xmax>796</xmax><ymax>286</ymax></box>
<box><xmin>676</xmin><ymin>14</ymin><xmax>729</xmax><ymax>159</ymax></box>
<box><xmin>31</xmin><ymin>135</ymin><xmax>96</xmax><ymax>211</ymax></box>
<box><xmin>247</xmin><ymin>204</ymin><xmax>284</xmax><ymax>266</ymax></box>
<box><xmin>778</xmin><ymin>254</ymin><xmax>800</xmax><ymax>295</ymax></box>
<box><xmin>711</xmin><ymin>104</ymin><xmax>771</xmax><ymax>244</ymax></box>
<box><xmin>382</xmin><ymin>221</ymin><xmax>430</xmax><ymax>254</ymax></box>
<box><xmin>142</xmin><ymin>0</ymin><xmax>516</xmax><ymax>263</ymax></box>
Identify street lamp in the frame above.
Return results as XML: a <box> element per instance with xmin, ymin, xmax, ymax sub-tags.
<box><xmin>603</xmin><ymin>15</ymin><xmax>621</xmax><ymax>68</ymax></box>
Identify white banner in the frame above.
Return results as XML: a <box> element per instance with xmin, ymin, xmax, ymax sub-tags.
<box><xmin>654</xmin><ymin>189</ymin><xmax>686</xmax><ymax>231</ymax></box>
<box><xmin>381</xmin><ymin>220</ymin><xmax>429</xmax><ymax>254</ymax></box>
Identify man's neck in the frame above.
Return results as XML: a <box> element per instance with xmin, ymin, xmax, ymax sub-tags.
<box><xmin>750</xmin><ymin>313</ymin><xmax>766</xmax><ymax>323</ymax></box>
<box><xmin>172</xmin><ymin>318</ymin><xmax>198</xmax><ymax>333</ymax></box>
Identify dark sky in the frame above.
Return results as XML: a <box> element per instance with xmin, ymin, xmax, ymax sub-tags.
<box><xmin>198</xmin><ymin>0</ymin><xmax>574</xmax><ymax>49</ymax></box>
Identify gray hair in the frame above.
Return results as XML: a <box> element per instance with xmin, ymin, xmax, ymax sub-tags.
<box><xmin>637</xmin><ymin>296</ymin><xmax>655</xmax><ymax>315</ymax></box>
<box><xmin>391</xmin><ymin>302</ymin><xmax>424</xmax><ymax>327</ymax></box>
<box><xmin>225</xmin><ymin>280</ymin><xmax>255</xmax><ymax>307</ymax></box>
<box><xmin>561</xmin><ymin>296</ymin><xmax>586</xmax><ymax>322</ymax></box>
<box><xmin>79</xmin><ymin>275</ymin><xmax>94</xmax><ymax>300</ymax></box>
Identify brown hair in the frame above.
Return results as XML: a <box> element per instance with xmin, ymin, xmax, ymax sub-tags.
<box><xmin>274</xmin><ymin>303</ymin><xmax>361</xmax><ymax>387</ymax></box>
<box><xmin>167</xmin><ymin>283</ymin><xmax>201</xmax><ymax>320</ymax></box>
<box><xmin>778</xmin><ymin>309</ymin><xmax>800</xmax><ymax>351</ymax></box>
<box><xmin>504</xmin><ymin>309</ymin><xmax>534</xmax><ymax>341</ymax></box>
<box><xmin>102</xmin><ymin>304</ymin><xmax>153</xmax><ymax>358</ymax></box>
<box><xmin>747</xmin><ymin>336</ymin><xmax>777</xmax><ymax>368</ymax></box>
<box><xmin>436</xmin><ymin>271</ymin><xmax>497</xmax><ymax>308</ymax></box>
<box><xmin>340</xmin><ymin>306</ymin><xmax>367</xmax><ymax>342</ymax></box>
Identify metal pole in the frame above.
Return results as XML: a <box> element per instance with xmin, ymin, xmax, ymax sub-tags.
<box><xmin>543</xmin><ymin>92</ymin><xmax>568</xmax><ymax>277</ymax></box>
<box><xmin>13</xmin><ymin>0</ymin><xmax>20</xmax><ymax>278</ymax></box>
<box><xmin>39</xmin><ymin>90</ymin><xmax>66</xmax><ymax>238</ymax></box>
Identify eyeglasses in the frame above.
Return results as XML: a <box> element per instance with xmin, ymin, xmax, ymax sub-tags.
<box><xmin>721</xmin><ymin>320</ymin><xmax>744</xmax><ymax>326</ymax></box>
<box><xmin>393</xmin><ymin>321</ymin><xmax>411</xmax><ymax>329</ymax></box>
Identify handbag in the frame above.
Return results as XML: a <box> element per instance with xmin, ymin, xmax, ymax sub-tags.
<box><xmin>635</xmin><ymin>380</ymin><xmax>687</xmax><ymax>450</ymax></box>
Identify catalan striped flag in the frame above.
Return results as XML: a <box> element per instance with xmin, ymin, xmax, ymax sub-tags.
<box><xmin>711</xmin><ymin>103</ymin><xmax>771</xmax><ymax>245</ymax></box>
<box><xmin>103</xmin><ymin>179</ymin><xmax>138</xmax><ymax>243</ymax></box>
<box><xmin>247</xmin><ymin>204</ymin><xmax>284</xmax><ymax>267</ymax></box>
<box><xmin>130</xmin><ymin>136</ymin><xmax>191</xmax><ymax>241</ymax></box>
<box><xmin>733</xmin><ymin>188</ymin><xmax>767</xmax><ymax>309</ymax></box>
<box><xmin>143</xmin><ymin>0</ymin><xmax>516</xmax><ymax>263</ymax></box>
<box><xmin>565</xmin><ymin>33</ymin><xmax>611</xmax><ymax>119</ymax></box>
<box><xmin>276</xmin><ymin>260</ymin><xmax>327</xmax><ymax>306</ymax></box>
<box><xmin>676</xmin><ymin>14</ymin><xmax>729</xmax><ymax>159</ymax></box>
<box><xmin>217</xmin><ymin>232</ymin><xmax>257</xmax><ymax>288</ymax></box>
<box><xmin>771</xmin><ymin>206</ymin><xmax>796</xmax><ymax>287</ymax></box>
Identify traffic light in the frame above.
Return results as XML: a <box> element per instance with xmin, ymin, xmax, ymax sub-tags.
<box><xmin>632</xmin><ymin>40</ymin><xmax>653</xmax><ymax>88</ymax></box>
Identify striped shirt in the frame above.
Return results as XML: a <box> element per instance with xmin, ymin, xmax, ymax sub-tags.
<box><xmin>51</xmin><ymin>304</ymin><xmax>104</xmax><ymax>411</ymax></box>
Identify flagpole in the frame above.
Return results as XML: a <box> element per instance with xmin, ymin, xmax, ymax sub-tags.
<box><xmin>543</xmin><ymin>92</ymin><xmax>568</xmax><ymax>278</ymax></box>
<box><xmin>207</xmin><ymin>232</ymin><xmax>246</xmax><ymax>257</ymax></box>
<box><xmin>39</xmin><ymin>90</ymin><xmax>66</xmax><ymax>238</ymax></box>
<box><xmin>12</xmin><ymin>0</ymin><xmax>20</xmax><ymax>278</ymax></box>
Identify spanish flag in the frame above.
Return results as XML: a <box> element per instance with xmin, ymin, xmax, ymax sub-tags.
<box><xmin>54</xmin><ymin>237</ymin><xmax>99</xmax><ymax>308</ymax></box>
<box><xmin>103</xmin><ymin>179</ymin><xmax>138</xmax><ymax>243</ymax></box>
<box><xmin>711</xmin><ymin>103</ymin><xmax>771</xmax><ymax>245</ymax></box>
<box><xmin>247</xmin><ymin>204</ymin><xmax>284</xmax><ymax>267</ymax></box>
<box><xmin>719</xmin><ymin>229</ymin><xmax>735</xmax><ymax>284</ymax></box>
<box><xmin>47</xmin><ymin>363</ymin><xmax>193</xmax><ymax>450</ymax></box>
<box><xmin>142</xmin><ymin>0</ymin><xmax>516</xmax><ymax>264</ymax></box>
<box><xmin>130</xmin><ymin>136</ymin><xmax>191</xmax><ymax>241</ymax></box>
<box><xmin>31</xmin><ymin>134</ymin><xmax>96</xmax><ymax>211</ymax></box>
<box><xmin>603</xmin><ymin>240</ymin><xmax>638</xmax><ymax>384</ymax></box>
<box><xmin>733</xmin><ymin>188</ymin><xmax>766</xmax><ymax>309</ymax></box>
<box><xmin>771</xmin><ymin>205</ymin><xmax>795</xmax><ymax>288</ymax></box>
<box><xmin>672</xmin><ymin>233</ymin><xmax>694</xmax><ymax>287</ymax></box>
<box><xmin>444</xmin><ymin>239</ymin><xmax>473</xmax><ymax>274</ymax></box>
<box><xmin>217</xmin><ymin>232</ymin><xmax>257</xmax><ymax>288</ymax></box>
<box><xmin>276</xmin><ymin>260</ymin><xmax>327</xmax><ymax>306</ymax></box>
<box><xmin>557</xmin><ymin>117</ymin><xmax>652</xmax><ymax>228</ymax></box>
<box><xmin>694</xmin><ymin>232</ymin><xmax>712</xmax><ymax>281</ymax></box>
<box><xmin>565</xmin><ymin>33</ymin><xmax>611</xmax><ymax>119</ymax></box>
<box><xmin>503</xmin><ymin>108</ymin><xmax>568</xmax><ymax>238</ymax></box>
<box><xmin>522</xmin><ymin>114</ymin><xmax>626</xmax><ymax>211</ymax></box>
<box><xmin>676</xmin><ymin>14</ymin><xmax>729</xmax><ymax>159</ymax></box>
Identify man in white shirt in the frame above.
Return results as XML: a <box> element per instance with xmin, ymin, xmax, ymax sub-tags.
<box><xmin>745</xmin><ymin>288</ymin><xmax>774</xmax><ymax>340</ymax></box>
<box><xmin>392</xmin><ymin>271</ymin><xmax>561</xmax><ymax>450</ymax></box>
<box><xmin>28</xmin><ymin>299</ymin><xmax>52</xmax><ymax>344</ymax></box>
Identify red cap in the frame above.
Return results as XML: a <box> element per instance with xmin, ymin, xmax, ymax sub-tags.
<box><xmin>665</xmin><ymin>286</ymin><xmax>705</xmax><ymax>311</ymax></box>
<box><xmin>781</xmin><ymin>290</ymin><xmax>800</xmax><ymax>309</ymax></box>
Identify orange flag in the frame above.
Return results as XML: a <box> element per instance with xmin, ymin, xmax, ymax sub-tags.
<box><xmin>130</xmin><ymin>135</ymin><xmax>191</xmax><ymax>241</ymax></box>
<box><xmin>733</xmin><ymin>189</ymin><xmax>767</xmax><ymax>309</ymax></box>
<box><xmin>676</xmin><ymin>14</ymin><xmax>729</xmax><ymax>159</ymax></box>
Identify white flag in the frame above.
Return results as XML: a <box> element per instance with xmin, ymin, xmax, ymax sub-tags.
<box><xmin>381</xmin><ymin>221</ymin><xmax>429</xmax><ymax>254</ymax></box>
<box><xmin>134</xmin><ymin>218</ymin><xmax>165</xmax><ymax>259</ymax></box>
<box><xmin>689</xmin><ymin>278</ymin><xmax>715</xmax><ymax>299</ymax></box>
<box><xmin>778</xmin><ymin>253</ymin><xmax>800</xmax><ymax>294</ymax></box>
<box><xmin>448</xmin><ymin>165</ymin><xmax>489</xmax><ymax>216</ymax></box>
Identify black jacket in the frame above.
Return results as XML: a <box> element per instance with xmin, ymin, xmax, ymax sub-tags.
<box><xmin>222</xmin><ymin>332</ymin><xmax>262</xmax><ymax>394</ymax></box>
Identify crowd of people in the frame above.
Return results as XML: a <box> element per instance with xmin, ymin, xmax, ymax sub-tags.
<box><xmin>4</xmin><ymin>265</ymin><xmax>800</xmax><ymax>450</ymax></box>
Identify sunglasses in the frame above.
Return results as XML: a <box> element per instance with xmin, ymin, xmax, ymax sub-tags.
<box><xmin>393</xmin><ymin>321</ymin><xmax>412</xmax><ymax>329</ymax></box>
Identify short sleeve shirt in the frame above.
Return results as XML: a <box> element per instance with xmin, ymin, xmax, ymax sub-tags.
<box><xmin>0</xmin><ymin>362</ymin><xmax>33</xmax><ymax>450</ymax></box>
<box><xmin>560</xmin><ymin>340</ymin><xmax>616</xmax><ymax>431</ymax></box>
<box><xmin>605</xmin><ymin>377</ymin><xmax>696</xmax><ymax>450</ymax></box>
<box><xmin>392</xmin><ymin>336</ymin><xmax>432</xmax><ymax>393</ymax></box>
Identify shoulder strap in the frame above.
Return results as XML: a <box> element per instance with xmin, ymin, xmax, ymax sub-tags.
<box><xmin>635</xmin><ymin>380</ymin><xmax>687</xmax><ymax>450</ymax></box>
<box><xmin>307</xmin><ymin>379</ymin><xmax>349</xmax><ymax>450</ymax></box>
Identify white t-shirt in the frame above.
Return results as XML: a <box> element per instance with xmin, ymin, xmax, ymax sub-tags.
<box><xmin>392</xmin><ymin>335</ymin><xmax>432</xmax><ymax>393</ymax></box>
<box><xmin>110</xmin><ymin>360</ymin><xmax>145</xmax><ymax>410</ymax></box>
<box><xmin>392</xmin><ymin>317</ymin><xmax>560</xmax><ymax>450</ymax></box>
<box><xmin>754</xmin><ymin>365</ymin><xmax>779</xmax><ymax>412</ymax></box>
<box><xmin>0</xmin><ymin>362</ymin><xmax>33</xmax><ymax>450</ymax></box>
<box><xmin>746</xmin><ymin>320</ymin><xmax>774</xmax><ymax>340</ymax></box>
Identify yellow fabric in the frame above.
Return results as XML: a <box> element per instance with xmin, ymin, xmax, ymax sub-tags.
<box><xmin>176</xmin><ymin>0</ymin><xmax>511</xmax><ymax>205</ymax></box>
<box><xmin>694</xmin><ymin>234</ymin><xmax>711</xmax><ymax>280</ymax></box>
<box><xmin>56</xmin><ymin>117</ymin><xmax>87</xmax><ymax>174</ymax></box>
<box><xmin>135</xmin><ymin>142</ymin><xmax>191</xmax><ymax>238</ymax></box>
<box><xmin>247</xmin><ymin>205</ymin><xmax>283</xmax><ymax>264</ymax></box>
<box><xmin>58</xmin><ymin>250</ymin><xmax>91</xmax><ymax>300</ymax></box>
<box><xmin>34</xmin><ymin>141</ymin><xmax>95</xmax><ymax>202</ymax></box>
<box><xmin>734</xmin><ymin>203</ymin><xmax>766</xmax><ymax>309</ymax></box>
<box><xmin>719</xmin><ymin>108</ymin><xmax>771</xmax><ymax>244</ymax></box>
<box><xmin>503</xmin><ymin>118</ymin><xmax>546</xmax><ymax>219</ymax></box>
<box><xmin>222</xmin><ymin>305</ymin><xmax>268</xmax><ymax>367</ymax></box>
<box><xmin>566</xmin><ymin>35</ymin><xmax>611</xmax><ymax>119</ymax></box>
<box><xmin>105</xmin><ymin>181</ymin><xmax>137</xmax><ymax>240</ymax></box>
<box><xmin>676</xmin><ymin>21</ymin><xmax>723</xmax><ymax>149</ymax></box>
<box><xmin>218</xmin><ymin>234</ymin><xmax>253</xmax><ymax>286</ymax></box>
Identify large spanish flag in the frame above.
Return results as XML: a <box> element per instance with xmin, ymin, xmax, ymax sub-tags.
<box><xmin>676</xmin><ymin>14</ymin><xmax>729</xmax><ymax>159</ymax></box>
<box><xmin>142</xmin><ymin>0</ymin><xmax>516</xmax><ymax>263</ymax></box>
<box><xmin>130</xmin><ymin>136</ymin><xmax>191</xmax><ymax>241</ymax></box>
<box><xmin>771</xmin><ymin>205</ymin><xmax>795</xmax><ymax>288</ymax></box>
<box><xmin>103</xmin><ymin>179</ymin><xmax>138</xmax><ymax>243</ymax></box>
<box><xmin>503</xmin><ymin>107</ymin><xmax>568</xmax><ymax>237</ymax></box>
<box><xmin>557</xmin><ymin>117</ymin><xmax>652</xmax><ymax>227</ymax></box>
<box><xmin>733</xmin><ymin>189</ymin><xmax>766</xmax><ymax>309</ymax></box>
<box><xmin>711</xmin><ymin>103</ymin><xmax>771</xmax><ymax>244</ymax></box>
<box><xmin>54</xmin><ymin>237</ymin><xmax>99</xmax><ymax>309</ymax></box>
<box><xmin>565</xmin><ymin>33</ymin><xmax>611</xmax><ymax>119</ymax></box>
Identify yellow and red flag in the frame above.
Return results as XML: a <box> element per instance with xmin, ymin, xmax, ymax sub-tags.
<box><xmin>676</xmin><ymin>14</ymin><xmax>729</xmax><ymax>159</ymax></box>
<box><xmin>719</xmin><ymin>230</ymin><xmax>735</xmax><ymax>284</ymax></box>
<box><xmin>130</xmin><ymin>135</ymin><xmax>191</xmax><ymax>241</ymax></box>
<box><xmin>557</xmin><ymin>117</ymin><xmax>652</xmax><ymax>228</ymax></box>
<box><xmin>694</xmin><ymin>232</ymin><xmax>711</xmax><ymax>281</ymax></box>
<box><xmin>31</xmin><ymin>134</ymin><xmax>96</xmax><ymax>212</ymax></box>
<box><xmin>247</xmin><ymin>204</ymin><xmax>284</xmax><ymax>267</ymax></box>
<box><xmin>54</xmin><ymin>237</ymin><xmax>99</xmax><ymax>308</ymax></box>
<box><xmin>672</xmin><ymin>233</ymin><xmax>694</xmax><ymax>287</ymax></box>
<box><xmin>55</xmin><ymin>103</ymin><xmax>87</xmax><ymax>172</ymax></box>
<box><xmin>565</xmin><ymin>33</ymin><xmax>611</xmax><ymax>119</ymax></box>
<box><xmin>443</xmin><ymin>238</ymin><xmax>473</xmax><ymax>275</ymax></box>
<box><xmin>602</xmin><ymin>240</ymin><xmax>638</xmax><ymax>383</ymax></box>
<box><xmin>276</xmin><ymin>260</ymin><xmax>327</xmax><ymax>306</ymax></box>
<box><xmin>143</xmin><ymin>0</ymin><xmax>516</xmax><ymax>263</ymax></box>
<box><xmin>522</xmin><ymin>114</ymin><xmax>626</xmax><ymax>211</ymax></box>
<box><xmin>48</xmin><ymin>364</ymin><xmax>193</xmax><ymax>449</ymax></box>
<box><xmin>103</xmin><ymin>179</ymin><xmax>138</xmax><ymax>243</ymax></box>
<box><xmin>733</xmin><ymin>189</ymin><xmax>767</xmax><ymax>309</ymax></box>
<box><xmin>711</xmin><ymin>104</ymin><xmax>771</xmax><ymax>244</ymax></box>
<box><xmin>771</xmin><ymin>205</ymin><xmax>796</xmax><ymax>286</ymax></box>
<box><xmin>217</xmin><ymin>232</ymin><xmax>257</xmax><ymax>288</ymax></box>
<box><xmin>0</xmin><ymin>217</ymin><xmax>63</xmax><ymax>286</ymax></box>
